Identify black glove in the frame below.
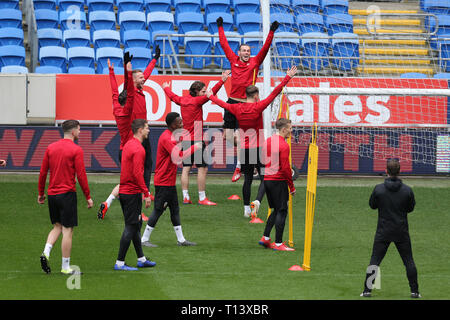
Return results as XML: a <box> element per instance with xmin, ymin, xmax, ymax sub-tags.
<box><xmin>153</xmin><ymin>45</ymin><xmax>160</xmax><ymax>60</ymax></box>
<box><xmin>270</xmin><ymin>21</ymin><xmax>279</xmax><ymax>32</ymax></box>
<box><xmin>216</xmin><ymin>16</ymin><xmax>223</xmax><ymax>27</ymax></box>
<box><xmin>123</xmin><ymin>51</ymin><xmax>133</xmax><ymax>65</ymax></box>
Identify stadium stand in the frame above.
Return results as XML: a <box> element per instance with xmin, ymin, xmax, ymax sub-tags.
<box><xmin>273</xmin><ymin>31</ymin><xmax>301</xmax><ymax>69</ymax></box>
<box><xmin>206</xmin><ymin>12</ymin><xmax>233</xmax><ymax>34</ymax></box>
<box><xmin>0</xmin><ymin>0</ymin><xmax>20</xmax><ymax>10</ymax></box>
<box><xmin>292</xmin><ymin>0</ymin><xmax>321</xmax><ymax>15</ymax></box>
<box><xmin>204</xmin><ymin>0</ymin><xmax>231</xmax><ymax>15</ymax></box>
<box><xmin>144</xmin><ymin>0</ymin><xmax>172</xmax><ymax>13</ymax></box>
<box><xmin>177</xmin><ymin>11</ymin><xmax>205</xmax><ymax>45</ymax></box>
<box><xmin>39</xmin><ymin>46</ymin><xmax>67</xmax><ymax>73</ymax></box>
<box><xmin>59</xmin><ymin>9</ymin><xmax>87</xmax><ymax>31</ymax></box>
<box><xmin>270</xmin><ymin>0</ymin><xmax>291</xmax><ymax>14</ymax></box>
<box><xmin>34</xmin><ymin>65</ymin><xmax>63</xmax><ymax>73</ymax></box>
<box><xmin>325</xmin><ymin>13</ymin><xmax>354</xmax><ymax>35</ymax></box>
<box><xmin>0</xmin><ymin>27</ymin><xmax>24</xmax><ymax>46</ymax></box>
<box><xmin>116</xmin><ymin>0</ymin><xmax>145</xmax><ymax>13</ymax></box>
<box><xmin>147</xmin><ymin>11</ymin><xmax>175</xmax><ymax>45</ymax></box>
<box><xmin>296</xmin><ymin>13</ymin><xmax>326</xmax><ymax>34</ymax></box>
<box><xmin>331</xmin><ymin>32</ymin><xmax>359</xmax><ymax>71</ymax></box>
<box><xmin>400</xmin><ymin>72</ymin><xmax>428</xmax><ymax>78</ymax></box>
<box><xmin>236</xmin><ymin>12</ymin><xmax>262</xmax><ymax>34</ymax></box>
<box><xmin>93</xmin><ymin>29</ymin><xmax>121</xmax><ymax>49</ymax></box>
<box><xmin>0</xmin><ymin>8</ymin><xmax>23</xmax><ymax>28</ymax></box>
<box><xmin>88</xmin><ymin>10</ymin><xmax>117</xmax><ymax>35</ymax></box>
<box><xmin>37</xmin><ymin>28</ymin><xmax>63</xmax><ymax>48</ymax></box>
<box><xmin>184</xmin><ymin>31</ymin><xmax>213</xmax><ymax>69</ymax></box>
<box><xmin>243</xmin><ymin>31</ymin><xmax>262</xmax><ymax>56</ymax></box>
<box><xmin>0</xmin><ymin>45</ymin><xmax>26</xmax><ymax>68</ymax></box>
<box><xmin>87</xmin><ymin>0</ymin><xmax>115</xmax><ymax>12</ymax></box>
<box><xmin>68</xmin><ymin>66</ymin><xmax>96</xmax><ymax>74</ymax></box>
<box><xmin>118</xmin><ymin>10</ymin><xmax>147</xmax><ymax>38</ymax></box>
<box><xmin>270</xmin><ymin>13</ymin><xmax>295</xmax><ymax>33</ymax></box>
<box><xmin>67</xmin><ymin>47</ymin><xmax>96</xmax><ymax>69</ymax></box>
<box><xmin>301</xmin><ymin>32</ymin><xmax>330</xmax><ymax>71</ymax></box>
<box><xmin>1</xmin><ymin>65</ymin><xmax>28</xmax><ymax>73</ymax></box>
<box><xmin>122</xmin><ymin>29</ymin><xmax>151</xmax><ymax>49</ymax></box>
<box><xmin>322</xmin><ymin>0</ymin><xmax>349</xmax><ymax>15</ymax></box>
<box><xmin>63</xmin><ymin>29</ymin><xmax>91</xmax><ymax>48</ymax></box>
<box><xmin>96</xmin><ymin>47</ymin><xmax>123</xmax><ymax>74</ymax></box>
<box><xmin>58</xmin><ymin>0</ymin><xmax>85</xmax><ymax>11</ymax></box>
<box><xmin>433</xmin><ymin>72</ymin><xmax>450</xmax><ymax>78</ymax></box>
<box><xmin>124</xmin><ymin>46</ymin><xmax>152</xmax><ymax>69</ymax></box>
<box><xmin>33</xmin><ymin>0</ymin><xmax>57</xmax><ymax>10</ymax></box>
<box><xmin>34</xmin><ymin>9</ymin><xmax>59</xmax><ymax>29</ymax></box>
<box><xmin>233</xmin><ymin>0</ymin><xmax>260</xmax><ymax>17</ymax></box>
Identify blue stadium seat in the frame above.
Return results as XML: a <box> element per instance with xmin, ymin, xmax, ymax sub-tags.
<box><xmin>63</xmin><ymin>29</ymin><xmax>91</xmax><ymax>48</ymax></box>
<box><xmin>152</xmin><ymin>31</ymin><xmax>179</xmax><ymax>68</ymax></box>
<box><xmin>58</xmin><ymin>0</ymin><xmax>85</xmax><ymax>11</ymax></box>
<box><xmin>96</xmin><ymin>47</ymin><xmax>123</xmax><ymax>74</ymax></box>
<box><xmin>292</xmin><ymin>0</ymin><xmax>320</xmax><ymax>14</ymax></box>
<box><xmin>122</xmin><ymin>29</ymin><xmax>151</xmax><ymax>49</ymax></box>
<box><xmin>37</xmin><ymin>28</ymin><xmax>63</xmax><ymax>48</ymax></box>
<box><xmin>296</xmin><ymin>13</ymin><xmax>325</xmax><ymax>34</ymax></box>
<box><xmin>1</xmin><ymin>65</ymin><xmax>28</xmax><ymax>73</ymax></box>
<box><xmin>124</xmin><ymin>47</ymin><xmax>152</xmax><ymax>69</ymax></box>
<box><xmin>438</xmin><ymin>39</ymin><xmax>450</xmax><ymax>72</ymax></box>
<box><xmin>428</xmin><ymin>15</ymin><xmax>450</xmax><ymax>49</ymax></box>
<box><xmin>68</xmin><ymin>66</ymin><xmax>96</xmax><ymax>74</ymax></box>
<box><xmin>59</xmin><ymin>9</ymin><xmax>87</xmax><ymax>31</ymax></box>
<box><xmin>301</xmin><ymin>32</ymin><xmax>330</xmax><ymax>71</ymax></box>
<box><xmin>206</xmin><ymin>12</ymin><xmax>234</xmax><ymax>34</ymax></box>
<box><xmin>423</xmin><ymin>0</ymin><xmax>450</xmax><ymax>15</ymax></box>
<box><xmin>243</xmin><ymin>31</ymin><xmax>262</xmax><ymax>56</ymax></box>
<box><xmin>321</xmin><ymin>0</ymin><xmax>348</xmax><ymax>15</ymax></box>
<box><xmin>233</xmin><ymin>0</ymin><xmax>260</xmax><ymax>16</ymax></box>
<box><xmin>0</xmin><ymin>0</ymin><xmax>19</xmax><ymax>10</ymax></box>
<box><xmin>177</xmin><ymin>12</ymin><xmax>205</xmax><ymax>46</ymax></box>
<box><xmin>325</xmin><ymin>13</ymin><xmax>353</xmax><ymax>35</ymax></box>
<box><xmin>204</xmin><ymin>0</ymin><xmax>231</xmax><ymax>15</ymax></box>
<box><xmin>34</xmin><ymin>9</ymin><xmax>59</xmax><ymax>29</ymax></box>
<box><xmin>0</xmin><ymin>45</ymin><xmax>25</xmax><ymax>68</ymax></box>
<box><xmin>331</xmin><ymin>32</ymin><xmax>358</xmax><ymax>71</ymax></box>
<box><xmin>434</xmin><ymin>72</ymin><xmax>450</xmax><ymax>79</ymax></box>
<box><xmin>0</xmin><ymin>27</ymin><xmax>24</xmax><ymax>46</ymax></box>
<box><xmin>86</xmin><ymin>0</ymin><xmax>115</xmax><ymax>12</ymax></box>
<box><xmin>273</xmin><ymin>32</ymin><xmax>300</xmax><ymax>69</ymax></box>
<box><xmin>174</xmin><ymin>0</ymin><xmax>201</xmax><ymax>16</ymax></box>
<box><xmin>39</xmin><ymin>46</ymin><xmax>67</xmax><ymax>72</ymax></box>
<box><xmin>213</xmin><ymin>31</ymin><xmax>240</xmax><ymax>68</ymax></box>
<box><xmin>270</xmin><ymin>0</ymin><xmax>291</xmax><ymax>14</ymax></box>
<box><xmin>116</xmin><ymin>0</ymin><xmax>144</xmax><ymax>13</ymax></box>
<box><xmin>35</xmin><ymin>65</ymin><xmax>64</xmax><ymax>73</ymax></box>
<box><xmin>33</xmin><ymin>1</ymin><xmax>57</xmax><ymax>10</ymax></box>
<box><xmin>144</xmin><ymin>0</ymin><xmax>172</xmax><ymax>13</ymax></box>
<box><xmin>400</xmin><ymin>72</ymin><xmax>428</xmax><ymax>79</ymax></box>
<box><xmin>102</xmin><ymin>66</ymin><xmax>124</xmax><ymax>74</ymax></box>
<box><xmin>68</xmin><ymin>46</ymin><xmax>96</xmax><ymax>69</ymax></box>
<box><xmin>93</xmin><ymin>29</ymin><xmax>121</xmax><ymax>49</ymax></box>
<box><xmin>119</xmin><ymin>11</ymin><xmax>146</xmax><ymax>38</ymax></box>
<box><xmin>236</xmin><ymin>12</ymin><xmax>261</xmax><ymax>34</ymax></box>
<box><xmin>270</xmin><ymin>13</ymin><xmax>295</xmax><ymax>32</ymax></box>
<box><xmin>88</xmin><ymin>10</ymin><xmax>117</xmax><ymax>35</ymax></box>
<box><xmin>184</xmin><ymin>31</ymin><xmax>212</xmax><ymax>69</ymax></box>
<box><xmin>0</xmin><ymin>8</ymin><xmax>22</xmax><ymax>28</ymax></box>
<box><xmin>147</xmin><ymin>12</ymin><xmax>175</xmax><ymax>43</ymax></box>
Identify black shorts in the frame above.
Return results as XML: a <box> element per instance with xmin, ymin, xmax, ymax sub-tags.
<box><xmin>264</xmin><ymin>180</ymin><xmax>289</xmax><ymax>210</ymax></box>
<box><xmin>154</xmin><ymin>186</ymin><xmax>179</xmax><ymax>212</ymax></box>
<box><xmin>48</xmin><ymin>192</ymin><xmax>78</xmax><ymax>228</ymax></box>
<box><xmin>223</xmin><ymin>98</ymin><xmax>240</xmax><ymax>129</ymax></box>
<box><xmin>119</xmin><ymin>193</ymin><xmax>143</xmax><ymax>225</ymax></box>
<box><xmin>240</xmin><ymin>147</ymin><xmax>265</xmax><ymax>174</ymax></box>
<box><xmin>182</xmin><ymin>140</ymin><xmax>208</xmax><ymax>168</ymax></box>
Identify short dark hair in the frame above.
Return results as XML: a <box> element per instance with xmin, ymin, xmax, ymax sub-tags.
<box><xmin>189</xmin><ymin>81</ymin><xmax>205</xmax><ymax>97</ymax></box>
<box><xmin>62</xmin><ymin>120</ymin><xmax>80</xmax><ymax>133</ymax></box>
<box><xmin>166</xmin><ymin>112</ymin><xmax>180</xmax><ymax>127</ymax></box>
<box><xmin>387</xmin><ymin>159</ymin><xmax>400</xmax><ymax>177</ymax></box>
<box><xmin>132</xmin><ymin>69</ymin><xmax>143</xmax><ymax>75</ymax></box>
<box><xmin>245</xmin><ymin>85</ymin><xmax>259</xmax><ymax>98</ymax></box>
<box><xmin>131</xmin><ymin>119</ymin><xmax>148</xmax><ymax>134</ymax></box>
<box><xmin>239</xmin><ymin>44</ymin><xmax>251</xmax><ymax>51</ymax></box>
<box><xmin>118</xmin><ymin>89</ymin><xmax>127</xmax><ymax>106</ymax></box>
<box><xmin>275</xmin><ymin>118</ymin><xmax>291</xmax><ymax>130</ymax></box>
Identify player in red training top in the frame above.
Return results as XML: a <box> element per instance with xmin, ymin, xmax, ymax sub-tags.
<box><xmin>216</xmin><ymin>16</ymin><xmax>279</xmax><ymax>182</ymax></box>
<box><xmin>38</xmin><ymin>120</ymin><xmax>94</xmax><ymax>275</ymax></box>
<box><xmin>258</xmin><ymin>118</ymin><xmax>296</xmax><ymax>252</ymax></box>
<box><xmin>141</xmin><ymin>112</ymin><xmax>201</xmax><ymax>247</ymax></box>
<box><xmin>162</xmin><ymin>70</ymin><xmax>231</xmax><ymax>206</ymax></box>
<box><xmin>114</xmin><ymin>119</ymin><xmax>156</xmax><ymax>271</ymax></box>
<box><xmin>207</xmin><ymin>66</ymin><xmax>297</xmax><ymax>219</ymax></box>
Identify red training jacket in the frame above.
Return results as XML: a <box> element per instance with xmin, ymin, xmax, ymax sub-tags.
<box><xmin>263</xmin><ymin>134</ymin><xmax>295</xmax><ymax>192</ymax></box>
<box><xmin>132</xmin><ymin>58</ymin><xmax>157</xmax><ymax>120</ymax></box>
<box><xmin>119</xmin><ymin>137</ymin><xmax>150</xmax><ymax>197</ymax></box>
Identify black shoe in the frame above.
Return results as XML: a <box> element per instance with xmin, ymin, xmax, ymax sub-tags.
<box><xmin>360</xmin><ymin>291</ymin><xmax>371</xmax><ymax>297</ymax></box>
<box><xmin>40</xmin><ymin>254</ymin><xmax>51</xmax><ymax>274</ymax></box>
<box><xmin>411</xmin><ymin>292</ymin><xmax>422</xmax><ymax>298</ymax></box>
<box><xmin>177</xmin><ymin>240</ymin><xmax>197</xmax><ymax>246</ymax></box>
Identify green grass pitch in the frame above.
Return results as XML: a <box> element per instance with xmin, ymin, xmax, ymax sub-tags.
<box><xmin>0</xmin><ymin>173</ymin><xmax>449</xmax><ymax>300</ymax></box>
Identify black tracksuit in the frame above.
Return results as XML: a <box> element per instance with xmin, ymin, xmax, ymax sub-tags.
<box><xmin>363</xmin><ymin>177</ymin><xmax>419</xmax><ymax>293</ymax></box>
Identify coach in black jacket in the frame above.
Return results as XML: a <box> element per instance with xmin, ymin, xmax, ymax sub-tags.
<box><xmin>361</xmin><ymin>159</ymin><xmax>420</xmax><ymax>298</ymax></box>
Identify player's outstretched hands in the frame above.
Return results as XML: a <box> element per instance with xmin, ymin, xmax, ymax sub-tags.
<box><xmin>221</xmin><ymin>70</ymin><xmax>231</xmax><ymax>82</ymax></box>
<box><xmin>87</xmin><ymin>198</ymin><xmax>94</xmax><ymax>209</ymax></box>
<box><xmin>270</xmin><ymin>21</ymin><xmax>280</xmax><ymax>32</ymax></box>
<box><xmin>286</xmin><ymin>65</ymin><xmax>298</xmax><ymax>78</ymax></box>
<box><xmin>126</xmin><ymin>61</ymin><xmax>132</xmax><ymax>72</ymax></box>
<box><xmin>162</xmin><ymin>81</ymin><xmax>170</xmax><ymax>89</ymax></box>
<box><xmin>153</xmin><ymin>45</ymin><xmax>161</xmax><ymax>60</ymax></box>
<box><xmin>205</xmin><ymin>88</ymin><xmax>213</xmax><ymax>98</ymax></box>
<box><xmin>144</xmin><ymin>196</ymin><xmax>152</xmax><ymax>209</ymax></box>
<box><xmin>37</xmin><ymin>194</ymin><xmax>46</xmax><ymax>204</ymax></box>
<box><xmin>107</xmin><ymin>58</ymin><xmax>113</xmax><ymax>69</ymax></box>
<box><xmin>124</xmin><ymin>51</ymin><xmax>133</xmax><ymax>65</ymax></box>
<box><xmin>216</xmin><ymin>16</ymin><xmax>223</xmax><ymax>27</ymax></box>
<box><xmin>0</xmin><ymin>159</ymin><xmax>6</xmax><ymax>167</ymax></box>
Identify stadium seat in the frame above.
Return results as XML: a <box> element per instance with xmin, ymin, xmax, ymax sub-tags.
<box><xmin>325</xmin><ymin>13</ymin><xmax>353</xmax><ymax>35</ymax></box>
<box><xmin>269</xmin><ymin>0</ymin><xmax>291</xmax><ymax>14</ymax></box>
<box><xmin>0</xmin><ymin>45</ymin><xmax>25</xmax><ymax>68</ymax></box>
<box><xmin>270</xmin><ymin>13</ymin><xmax>295</xmax><ymax>33</ymax></box>
<box><xmin>423</xmin><ymin>0</ymin><xmax>450</xmax><ymax>15</ymax></box>
<box><xmin>292</xmin><ymin>0</ymin><xmax>320</xmax><ymax>14</ymax></box>
<box><xmin>63</xmin><ymin>29</ymin><xmax>91</xmax><ymax>48</ymax></box>
<box><xmin>124</xmin><ymin>47</ymin><xmax>152</xmax><ymax>69</ymax></box>
<box><xmin>177</xmin><ymin>12</ymin><xmax>205</xmax><ymax>46</ymax></box>
<box><xmin>102</xmin><ymin>66</ymin><xmax>125</xmax><ymax>74</ymax></box>
<box><xmin>59</xmin><ymin>9</ymin><xmax>87</xmax><ymax>31</ymax></box>
<box><xmin>1</xmin><ymin>65</ymin><xmax>28</xmax><ymax>74</ymax></box>
<box><xmin>33</xmin><ymin>1</ymin><xmax>57</xmax><ymax>10</ymax></box>
<box><xmin>0</xmin><ymin>8</ymin><xmax>22</xmax><ymax>28</ymax></box>
<box><xmin>433</xmin><ymin>72</ymin><xmax>450</xmax><ymax>79</ymax></box>
<box><xmin>37</xmin><ymin>28</ymin><xmax>63</xmax><ymax>48</ymax></box>
<box><xmin>243</xmin><ymin>31</ymin><xmax>262</xmax><ymax>56</ymax></box>
<box><xmin>34</xmin><ymin>9</ymin><xmax>59</xmax><ymax>29</ymax></box>
<box><xmin>68</xmin><ymin>66</ymin><xmax>96</xmax><ymax>74</ymax></box>
<box><xmin>428</xmin><ymin>15</ymin><xmax>450</xmax><ymax>49</ymax></box>
<box><xmin>331</xmin><ymin>32</ymin><xmax>359</xmax><ymax>71</ymax></box>
<box><xmin>321</xmin><ymin>0</ymin><xmax>349</xmax><ymax>15</ymax></box>
<box><xmin>152</xmin><ymin>31</ymin><xmax>179</xmax><ymax>68</ymax></box>
<box><xmin>86</xmin><ymin>0</ymin><xmax>115</xmax><ymax>12</ymax></box>
<box><xmin>236</xmin><ymin>12</ymin><xmax>261</xmax><ymax>34</ymax></box>
<box><xmin>96</xmin><ymin>47</ymin><xmax>123</xmax><ymax>74</ymax></box>
<box><xmin>122</xmin><ymin>29</ymin><xmax>151</xmax><ymax>49</ymax></box>
<box><xmin>0</xmin><ymin>0</ymin><xmax>19</xmax><ymax>10</ymax></box>
<box><xmin>213</xmin><ymin>31</ymin><xmax>240</xmax><ymax>68</ymax></box>
<box><xmin>144</xmin><ymin>0</ymin><xmax>172</xmax><ymax>13</ymax></box>
<box><xmin>233</xmin><ymin>0</ymin><xmax>260</xmax><ymax>16</ymax></box>
<box><xmin>68</xmin><ymin>46</ymin><xmax>96</xmax><ymax>69</ymax></box>
<box><xmin>400</xmin><ymin>72</ymin><xmax>428</xmax><ymax>79</ymax></box>
<box><xmin>119</xmin><ymin>11</ymin><xmax>147</xmax><ymax>37</ymax></box>
<box><xmin>273</xmin><ymin>32</ymin><xmax>300</xmax><ymax>69</ymax></box>
<box><xmin>147</xmin><ymin>12</ymin><xmax>175</xmax><ymax>44</ymax></box>
<box><xmin>184</xmin><ymin>31</ymin><xmax>212</xmax><ymax>69</ymax></box>
<box><xmin>88</xmin><ymin>11</ymin><xmax>117</xmax><ymax>35</ymax></box>
<box><xmin>116</xmin><ymin>0</ymin><xmax>144</xmax><ymax>13</ymax></box>
<box><xmin>438</xmin><ymin>39</ymin><xmax>450</xmax><ymax>72</ymax></box>
<box><xmin>34</xmin><ymin>65</ymin><xmax>64</xmax><ymax>73</ymax></box>
<box><xmin>204</xmin><ymin>0</ymin><xmax>231</xmax><ymax>15</ymax></box>
<box><xmin>58</xmin><ymin>0</ymin><xmax>85</xmax><ymax>11</ymax></box>
<box><xmin>39</xmin><ymin>46</ymin><xmax>67</xmax><ymax>72</ymax></box>
<box><xmin>206</xmin><ymin>12</ymin><xmax>234</xmax><ymax>34</ymax></box>
<box><xmin>0</xmin><ymin>27</ymin><xmax>24</xmax><ymax>46</ymax></box>
<box><xmin>93</xmin><ymin>29</ymin><xmax>121</xmax><ymax>49</ymax></box>
<box><xmin>301</xmin><ymin>32</ymin><xmax>330</xmax><ymax>71</ymax></box>
<box><xmin>174</xmin><ymin>0</ymin><xmax>202</xmax><ymax>17</ymax></box>
<box><xmin>296</xmin><ymin>13</ymin><xmax>325</xmax><ymax>34</ymax></box>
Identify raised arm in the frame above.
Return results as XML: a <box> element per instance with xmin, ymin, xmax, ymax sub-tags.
<box><xmin>122</xmin><ymin>62</ymin><xmax>135</xmax><ymax>116</ymax></box>
<box><xmin>143</xmin><ymin>45</ymin><xmax>160</xmax><ymax>80</ymax></box>
<box><xmin>162</xmin><ymin>81</ymin><xmax>184</xmax><ymax>106</ymax></box>
<box><xmin>108</xmin><ymin>59</ymin><xmax>119</xmax><ymax>99</ymax></box>
<box><xmin>217</xmin><ymin>17</ymin><xmax>238</xmax><ymax>61</ymax></box>
<box><xmin>206</xmin><ymin>91</ymin><xmax>239</xmax><ymax>116</ymax></box>
<box><xmin>162</xmin><ymin>135</ymin><xmax>200</xmax><ymax>164</ymax></box>
<box><xmin>196</xmin><ymin>70</ymin><xmax>231</xmax><ymax>105</ymax></box>
<box><xmin>253</xmin><ymin>21</ymin><xmax>279</xmax><ymax>65</ymax></box>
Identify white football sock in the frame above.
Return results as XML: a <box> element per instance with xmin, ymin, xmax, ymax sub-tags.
<box><xmin>43</xmin><ymin>243</ymin><xmax>53</xmax><ymax>258</ymax></box>
<box><xmin>264</xmin><ymin>236</ymin><xmax>270</xmax><ymax>241</ymax></box>
<box><xmin>174</xmin><ymin>225</ymin><xmax>186</xmax><ymax>243</ymax></box>
<box><xmin>244</xmin><ymin>206</ymin><xmax>251</xmax><ymax>214</ymax></box>
<box><xmin>106</xmin><ymin>194</ymin><xmax>116</xmax><ymax>207</ymax></box>
<box><xmin>62</xmin><ymin>257</ymin><xmax>70</xmax><ymax>270</ymax></box>
<box><xmin>182</xmin><ymin>189</ymin><xmax>190</xmax><ymax>200</ymax></box>
<box><xmin>115</xmin><ymin>260</ymin><xmax>124</xmax><ymax>267</ymax></box>
<box><xmin>236</xmin><ymin>161</ymin><xmax>241</xmax><ymax>169</ymax></box>
<box><xmin>198</xmin><ymin>191</ymin><xmax>206</xmax><ymax>201</ymax></box>
<box><xmin>141</xmin><ymin>225</ymin><xmax>154</xmax><ymax>242</ymax></box>
<box><xmin>137</xmin><ymin>256</ymin><xmax>147</xmax><ymax>263</ymax></box>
